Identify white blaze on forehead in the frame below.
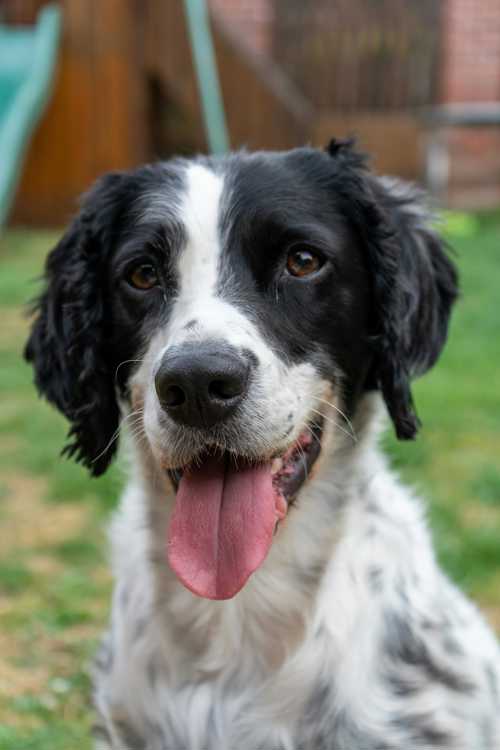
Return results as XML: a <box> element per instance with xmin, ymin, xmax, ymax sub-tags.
<box><xmin>164</xmin><ymin>162</ymin><xmax>272</xmax><ymax>371</ymax></box>
<box><xmin>167</xmin><ymin>161</ymin><xmax>251</xmax><ymax>351</ymax></box>
<box><xmin>176</xmin><ymin>163</ymin><xmax>224</xmax><ymax>305</ymax></box>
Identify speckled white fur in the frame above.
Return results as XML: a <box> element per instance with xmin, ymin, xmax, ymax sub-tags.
<box><xmin>92</xmin><ymin>164</ymin><xmax>500</xmax><ymax>750</ymax></box>
<box><xmin>94</xmin><ymin>394</ymin><xmax>500</xmax><ymax>750</ymax></box>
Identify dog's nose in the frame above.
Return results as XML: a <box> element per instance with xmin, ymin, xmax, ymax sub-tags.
<box><xmin>155</xmin><ymin>342</ymin><xmax>251</xmax><ymax>429</ymax></box>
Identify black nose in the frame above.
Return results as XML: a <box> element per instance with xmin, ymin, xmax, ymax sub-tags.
<box><xmin>155</xmin><ymin>342</ymin><xmax>251</xmax><ymax>429</ymax></box>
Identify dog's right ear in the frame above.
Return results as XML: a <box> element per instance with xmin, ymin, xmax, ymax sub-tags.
<box><xmin>25</xmin><ymin>173</ymin><xmax>128</xmax><ymax>476</ymax></box>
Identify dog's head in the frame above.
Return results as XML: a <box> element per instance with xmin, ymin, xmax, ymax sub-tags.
<box><xmin>26</xmin><ymin>141</ymin><xmax>458</xmax><ymax>599</ymax></box>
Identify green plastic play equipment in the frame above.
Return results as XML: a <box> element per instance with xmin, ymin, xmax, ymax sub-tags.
<box><xmin>0</xmin><ymin>1</ymin><xmax>224</xmax><ymax>228</ymax></box>
<box><xmin>0</xmin><ymin>4</ymin><xmax>61</xmax><ymax>228</ymax></box>
<box><xmin>183</xmin><ymin>0</ymin><xmax>229</xmax><ymax>155</ymax></box>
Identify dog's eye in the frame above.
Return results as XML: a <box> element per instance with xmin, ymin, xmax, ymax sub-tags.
<box><xmin>286</xmin><ymin>247</ymin><xmax>323</xmax><ymax>278</ymax></box>
<box><xmin>127</xmin><ymin>263</ymin><xmax>159</xmax><ymax>290</ymax></box>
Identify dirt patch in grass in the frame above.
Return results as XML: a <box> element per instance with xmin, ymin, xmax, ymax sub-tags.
<box><xmin>0</xmin><ymin>434</ymin><xmax>22</xmax><ymax>455</ymax></box>
<box><xmin>0</xmin><ymin>630</ymin><xmax>49</xmax><ymax>698</ymax></box>
<box><xmin>482</xmin><ymin>605</ymin><xmax>500</xmax><ymax>633</ymax></box>
<box><xmin>0</xmin><ymin>474</ymin><xmax>85</xmax><ymax>553</ymax></box>
<box><xmin>0</xmin><ymin>584</ymin><xmax>105</xmax><ymax>693</ymax></box>
<box><xmin>0</xmin><ymin>308</ymin><xmax>30</xmax><ymax>348</ymax></box>
<box><xmin>0</xmin><ymin>468</ymin><xmax>110</xmax><ymax>714</ymax></box>
<box><xmin>460</xmin><ymin>503</ymin><xmax>500</xmax><ymax>528</ymax></box>
<box><xmin>477</xmin><ymin>572</ymin><xmax>500</xmax><ymax>634</ymax></box>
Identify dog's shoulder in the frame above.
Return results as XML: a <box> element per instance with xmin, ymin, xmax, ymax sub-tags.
<box><xmin>308</xmin><ymin>456</ymin><xmax>500</xmax><ymax>749</ymax></box>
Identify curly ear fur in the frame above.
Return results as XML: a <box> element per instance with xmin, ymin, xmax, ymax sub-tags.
<box><xmin>326</xmin><ymin>138</ymin><xmax>459</xmax><ymax>439</ymax></box>
<box><xmin>25</xmin><ymin>174</ymin><xmax>129</xmax><ymax>476</ymax></box>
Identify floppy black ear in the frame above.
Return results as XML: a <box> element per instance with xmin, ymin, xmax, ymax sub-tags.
<box><xmin>327</xmin><ymin>138</ymin><xmax>459</xmax><ymax>439</ymax></box>
<box><xmin>25</xmin><ymin>173</ymin><xmax>128</xmax><ymax>475</ymax></box>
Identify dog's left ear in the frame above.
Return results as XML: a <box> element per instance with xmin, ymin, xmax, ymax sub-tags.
<box><xmin>25</xmin><ymin>173</ymin><xmax>129</xmax><ymax>476</ymax></box>
<box><xmin>327</xmin><ymin>138</ymin><xmax>459</xmax><ymax>439</ymax></box>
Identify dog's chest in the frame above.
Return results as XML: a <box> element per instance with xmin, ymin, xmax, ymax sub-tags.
<box><xmin>98</xmin><ymin>644</ymin><xmax>305</xmax><ymax>750</ymax></box>
<box><xmin>96</xmin><ymin>580</ymin><xmax>323</xmax><ymax>750</ymax></box>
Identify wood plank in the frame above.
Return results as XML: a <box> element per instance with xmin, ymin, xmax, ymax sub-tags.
<box><xmin>10</xmin><ymin>0</ymin><xmax>148</xmax><ymax>225</ymax></box>
<box><xmin>313</xmin><ymin>113</ymin><xmax>422</xmax><ymax>179</ymax></box>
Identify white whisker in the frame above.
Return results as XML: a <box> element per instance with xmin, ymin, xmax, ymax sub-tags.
<box><xmin>91</xmin><ymin>408</ymin><xmax>144</xmax><ymax>465</ymax></box>
<box><xmin>310</xmin><ymin>407</ymin><xmax>357</xmax><ymax>444</ymax></box>
<box><xmin>114</xmin><ymin>359</ymin><xmax>145</xmax><ymax>382</ymax></box>
<box><xmin>311</xmin><ymin>395</ymin><xmax>357</xmax><ymax>440</ymax></box>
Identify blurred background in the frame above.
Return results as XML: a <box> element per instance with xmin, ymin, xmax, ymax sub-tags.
<box><xmin>0</xmin><ymin>1</ymin><xmax>499</xmax><ymax>747</ymax></box>
<box><xmin>2</xmin><ymin>0</ymin><xmax>500</xmax><ymax>222</ymax></box>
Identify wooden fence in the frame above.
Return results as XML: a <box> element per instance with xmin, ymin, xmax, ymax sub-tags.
<box><xmin>2</xmin><ymin>0</ymin><xmax>441</xmax><ymax>225</ymax></box>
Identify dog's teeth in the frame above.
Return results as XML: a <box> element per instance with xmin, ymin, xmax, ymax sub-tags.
<box><xmin>271</xmin><ymin>458</ymin><xmax>283</xmax><ymax>475</ymax></box>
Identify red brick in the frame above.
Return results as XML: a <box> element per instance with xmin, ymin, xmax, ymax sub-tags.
<box><xmin>441</xmin><ymin>0</ymin><xmax>500</xmax><ymax>104</ymax></box>
<box><xmin>210</xmin><ymin>0</ymin><xmax>274</xmax><ymax>54</ymax></box>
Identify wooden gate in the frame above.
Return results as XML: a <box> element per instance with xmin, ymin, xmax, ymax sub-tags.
<box><xmin>273</xmin><ymin>0</ymin><xmax>441</xmax><ymax>177</ymax></box>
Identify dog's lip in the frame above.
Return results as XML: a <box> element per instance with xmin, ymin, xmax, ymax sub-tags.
<box><xmin>167</xmin><ymin>417</ymin><xmax>323</xmax><ymax>504</ymax></box>
<box><xmin>272</xmin><ymin>418</ymin><xmax>323</xmax><ymax>505</ymax></box>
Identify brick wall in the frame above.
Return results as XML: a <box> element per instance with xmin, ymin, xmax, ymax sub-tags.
<box><xmin>209</xmin><ymin>0</ymin><xmax>500</xmax><ymax>104</ymax></box>
<box><xmin>209</xmin><ymin>0</ymin><xmax>500</xmax><ymax>206</ymax></box>
<box><xmin>441</xmin><ymin>0</ymin><xmax>500</xmax><ymax>103</ymax></box>
<box><xmin>209</xmin><ymin>0</ymin><xmax>274</xmax><ymax>54</ymax></box>
<box><xmin>440</xmin><ymin>0</ymin><xmax>500</xmax><ymax>207</ymax></box>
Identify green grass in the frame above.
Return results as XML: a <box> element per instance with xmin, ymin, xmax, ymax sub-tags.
<box><xmin>382</xmin><ymin>211</ymin><xmax>500</xmax><ymax>594</ymax></box>
<box><xmin>0</xmin><ymin>229</ymin><xmax>119</xmax><ymax>748</ymax></box>
<box><xmin>0</xmin><ymin>215</ymin><xmax>499</xmax><ymax>745</ymax></box>
<box><xmin>0</xmin><ymin>559</ymin><xmax>34</xmax><ymax>595</ymax></box>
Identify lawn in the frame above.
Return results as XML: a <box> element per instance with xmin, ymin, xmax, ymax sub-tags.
<box><xmin>0</xmin><ymin>215</ymin><xmax>499</xmax><ymax>747</ymax></box>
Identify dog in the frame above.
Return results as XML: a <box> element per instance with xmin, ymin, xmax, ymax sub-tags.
<box><xmin>26</xmin><ymin>140</ymin><xmax>500</xmax><ymax>749</ymax></box>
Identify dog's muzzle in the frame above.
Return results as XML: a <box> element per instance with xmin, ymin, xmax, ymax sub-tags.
<box><xmin>152</xmin><ymin>341</ymin><xmax>324</xmax><ymax>602</ymax></box>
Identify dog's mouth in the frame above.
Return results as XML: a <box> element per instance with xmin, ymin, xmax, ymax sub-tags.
<box><xmin>166</xmin><ymin>419</ymin><xmax>323</xmax><ymax>601</ymax></box>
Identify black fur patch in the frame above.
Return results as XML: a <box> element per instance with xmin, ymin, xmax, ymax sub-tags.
<box><xmin>384</xmin><ymin>611</ymin><xmax>476</xmax><ymax>695</ymax></box>
<box><xmin>25</xmin><ymin>165</ymin><xmax>185</xmax><ymax>474</ymax></box>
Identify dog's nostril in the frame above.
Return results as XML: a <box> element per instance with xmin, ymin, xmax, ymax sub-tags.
<box><xmin>163</xmin><ymin>385</ymin><xmax>186</xmax><ymax>407</ymax></box>
<box><xmin>209</xmin><ymin>378</ymin><xmax>243</xmax><ymax>401</ymax></box>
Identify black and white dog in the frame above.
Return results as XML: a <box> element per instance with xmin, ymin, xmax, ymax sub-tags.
<box><xmin>26</xmin><ymin>141</ymin><xmax>500</xmax><ymax>749</ymax></box>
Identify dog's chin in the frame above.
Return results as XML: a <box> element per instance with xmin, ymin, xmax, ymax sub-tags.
<box><xmin>159</xmin><ymin>419</ymin><xmax>323</xmax><ymax>601</ymax></box>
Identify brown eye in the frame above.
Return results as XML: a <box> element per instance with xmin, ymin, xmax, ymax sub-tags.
<box><xmin>128</xmin><ymin>263</ymin><xmax>159</xmax><ymax>290</ymax></box>
<box><xmin>286</xmin><ymin>247</ymin><xmax>322</xmax><ymax>278</ymax></box>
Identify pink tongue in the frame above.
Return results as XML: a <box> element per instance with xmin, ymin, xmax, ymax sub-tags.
<box><xmin>167</xmin><ymin>455</ymin><xmax>280</xmax><ymax>600</ymax></box>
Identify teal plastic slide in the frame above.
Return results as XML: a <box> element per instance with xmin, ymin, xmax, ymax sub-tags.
<box><xmin>183</xmin><ymin>0</ymin><xmax>229</xmax><ymax>155</ymax></box>
<box><xmin>0</xmin><ymin>4</ymin><xmax>61</xmax><ymax>228</ymax></box>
